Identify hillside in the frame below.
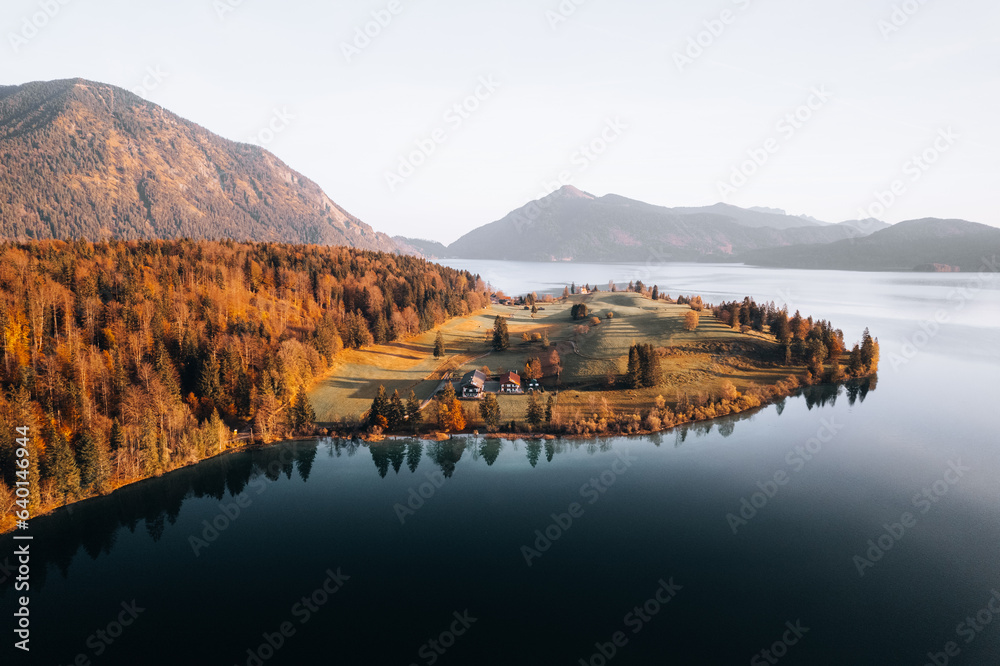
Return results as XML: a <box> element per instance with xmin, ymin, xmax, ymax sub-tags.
<box><xmin>394</xmin><ymin>236</ymin><xmax>449</xmax><ymax>258</ymax></box>
<box><xmin>444</xmin><ymin>186</ymin><xmax>870</xmax><ymax>261</ymax></box>
<box><xmin>0</xmin><ymin>78</ymin><xmax>401</xmax><ymax>251</ymax></box>
<box><xmin>736</xmin><ymin>218</ymin><xmax>1000</xmax><ymax>272</ymax></box>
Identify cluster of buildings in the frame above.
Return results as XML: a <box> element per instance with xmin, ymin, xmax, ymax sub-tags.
<box><xmin>457</xmin><ymin>369</ymin><xmax>540</xmax><ymax>399</ymax></box>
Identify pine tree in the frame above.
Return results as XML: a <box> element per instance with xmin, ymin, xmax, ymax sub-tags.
<box><xmin>479</xmin><ymin>393</ymin><xmax>502</xmax><ymax>432</ymax></box>
<box><xmin>406</xmin><ymin>390</ymin><xmax>422</xmax><ymax>430</ymax></box>
<box><xmin>626</xmin><ymin>345</ymin><xmax>641</xmax><ymax>389</ymax></box>
<box><xmin>388</xmin><ymin>390</ymin><xmax>405</xmax><ymax>431</ymax></box>
<box><xmin>651</xmin><ymin>285</ymin><xmax>659</xmax><ymax>301</ymax></box>
<box><xmin>492</xmin><ymin>315</ymin><xmax>509</xmax><ymax>351</ymax></box>
<box><xmin>76</xmin><ymin>430</ymin><xmax>110</xmax><ymax>492</ymax></box>
<box><xmin>545</xmin><ymin>395</ymin><xmax>554</xmax><ymax>423</ymax></box>
<box><xmin>51</xmin><ymin>430</ymin><xmax>81</xmax><ymax>500</ymax></box>
<box><xmin>526</xmin><ymin>393</ymin><xmax>544</xmax><ymax>428</ymax></box>
<box><xmin>368</xmin><ymin>385</ymin><xmax>388</xmax><ymax>428</ymax></box>
<box><xmin>433</xmin><ymin>331</ymin><xmax>445</xmax><ymax>358</ymax></box>
<box><xmin>292</xmin><ymin>385</ymin><xmax>316</xmax><ymax>432</ymax></box>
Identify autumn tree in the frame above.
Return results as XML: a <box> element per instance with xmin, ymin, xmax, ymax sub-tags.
<box><xmin>547</xmin><ymin>349</ymin><xmax>562</xmax><ymax>380</ymax></box>
<box><xmin>684</xmin><ymin>311</ymin><xmax>699</xmax><ymax>331</ymax></box>
<box><xmin>524</xmin><ymin>358</ymin><xmax>543</xmax><ymax>381</ymax></box>
<box><xmin>436</xmin><ymin>382</ymin><xmax>465</xmax><ymax>432</ymax></box>
<box><xmin>860</xmin><ymin>328</ymin><xmax>880</xmax><ymax>373</ymax></box>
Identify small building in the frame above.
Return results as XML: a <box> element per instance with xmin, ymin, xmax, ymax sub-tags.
<box><xmin>525</xmin><ymin>378</ymin><xmax>541</xmax><ymax>393</ymax></box>
<box><xmin>460</xmin><ymin>370</ymin><xmax>487</xmax><ymax>398</ymax></box>
<box><xmin>500</xmin><ymin>371</ymin><xmax>522</xmax><ymax>394</ymax></box>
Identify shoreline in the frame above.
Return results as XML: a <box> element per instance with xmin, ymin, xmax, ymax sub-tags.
<box><xmin>0</xmin><ymin>373</ymin><xmax>875</xmax><ymax>535</ymax></box>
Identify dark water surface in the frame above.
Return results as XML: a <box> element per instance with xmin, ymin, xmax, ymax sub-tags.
<box><xmin>3</xmin><ymin>264</ymin><xmax>999</xmax><ymax>665</ymax></box>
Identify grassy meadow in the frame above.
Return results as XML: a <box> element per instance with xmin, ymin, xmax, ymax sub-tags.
<box><xmin>310</xmin><ymin>292</ymin><xmax>805</xmax><ymax>429</ymax></box>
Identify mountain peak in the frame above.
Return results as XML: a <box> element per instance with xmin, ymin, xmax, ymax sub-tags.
<box><xmin>553</xmin><ymin>184</ymin><xmax>594</xmax><ymax>200</ymax></box>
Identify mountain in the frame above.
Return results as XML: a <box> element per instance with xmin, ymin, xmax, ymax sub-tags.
<box><xmin>394</xmin><ymin>236</ymin><xmax>449</xmax><ymax>258</ymax></box>
<box><xmin>444</xmin><ymin>186</ymin><xmax>872</xmax><ymax>261</ymax></box>
<box><xmin>735</xmin><ymin>218</ymin><xmax>1000</xmax><ymax>272</ymax></box>
<box><xmin>0</xmin><ymin>78</ymin><xmax>401</xmax><ymax>251</ymax></box>
<box><xmin>834</xmin><ymin>218</ymin><xmax>892</xmax><ymax>234</ymax></box>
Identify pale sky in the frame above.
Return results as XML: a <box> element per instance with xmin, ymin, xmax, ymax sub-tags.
<box><xmin>2</xmin><ymin>0</ymin><xmax>997</xmax><ymax>243</ymax></box>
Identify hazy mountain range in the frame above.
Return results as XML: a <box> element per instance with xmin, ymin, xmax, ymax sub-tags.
<box><xmin>733</xmin><ymin>218</ymin><xmax>1000</xmax><ymax>272</ymax></box>
<box><xmin>404</xmin><ymin>185</ymin><xmax>892</xmax><ymax>262</ymax></box>
<box><xmin>1</xmin><ymin>78</ymin><xmax>995</xmax><ymax>272</ymax></box>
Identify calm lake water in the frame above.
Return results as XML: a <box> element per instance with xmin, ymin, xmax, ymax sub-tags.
<box><xmin>3</xmin><ymin>263</ymin><xmax>1000</xmax><ymax>665</ymax></box>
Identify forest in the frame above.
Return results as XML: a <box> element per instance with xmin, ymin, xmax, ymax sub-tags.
<box><xmin>0</xmin><ymin>239</ymin><xmax>488</xmax><ymax>528</ymax></box>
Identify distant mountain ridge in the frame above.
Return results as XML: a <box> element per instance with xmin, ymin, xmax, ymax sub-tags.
<box><xmin>735</xmin><ymin>218</ymin><xmax>1000</xmax><ymax>272</ymax></box>
<box><xmin>0</xmin><ymin>78</ymin><xmax>402</xmax><ymax>251</ymax></box>
<box><xmin>426</xmin><ymin>186</ymin><xmax>876</xmax><ymax>262</ymax></box>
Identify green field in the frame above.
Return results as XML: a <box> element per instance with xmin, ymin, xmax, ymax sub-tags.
<box><xmin>310</xmin><ymin>292</ymin><xmax>803</xmax><ymax>428</ymax></box>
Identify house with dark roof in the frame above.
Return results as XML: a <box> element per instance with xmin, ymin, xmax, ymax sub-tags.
<box><xmin>499</xmin><ymin>371</ymin><xmax>522</xmax><ymax>394</ymax></box>
<box><xmin>460</xmin><ymin>369</ymin><xmax>488</xmax><ymax>398</ymax></box>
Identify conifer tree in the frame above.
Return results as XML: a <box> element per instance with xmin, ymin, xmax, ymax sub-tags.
<box><xmin>76</xmin><ymin>430</ymin><xmax>110</xmax><ymax>492</ymax></box>
<box><xmin>526</xmin><ymin>393</ymin><xmax>544</xmax><ymax>428</ymax></box>
<box><xmin>479</xmin><ymin>393</ymin><xmax>502</xmax><ymax>432</ymax></box>
<box><xmin>492</xmin><ymin>315</ymin><xmax>509</xmax><ymax>351</ymax></box>
<box><xmin>406</xmin><ymin>390</ymin><xmax>422</xmax><ymax>430</ymax></box>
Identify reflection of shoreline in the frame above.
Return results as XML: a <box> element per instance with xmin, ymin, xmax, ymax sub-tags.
<box><xmin>0</xmin><ymin>375</ymin><xmax>877</xmax><ymax>538</ymax></box>
<box><xmin>0</xmin><ymin>378</ymin><xmax>876</xmax><ymax>589</ymax></box>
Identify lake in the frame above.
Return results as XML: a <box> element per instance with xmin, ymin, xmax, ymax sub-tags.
<box><xmin>2</xmin><ymin>262</ymin><xmax>999</xmax><ymax>665</ymax></box>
